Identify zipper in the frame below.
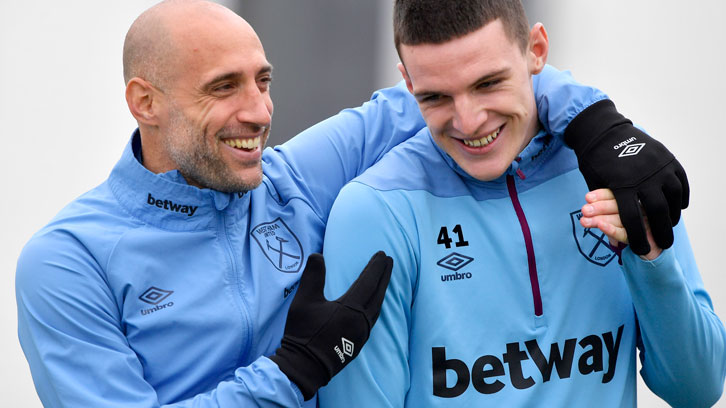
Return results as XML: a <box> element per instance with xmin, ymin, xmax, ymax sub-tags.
<box><xmin>219</xmin><ymin>212</ymin><xmax>253</xmax><ymax>360</ymax></box>
<box><xmin>506</xmin><ymin>175</ymin><xmax>543</xmax><ymax>317</ymax></box>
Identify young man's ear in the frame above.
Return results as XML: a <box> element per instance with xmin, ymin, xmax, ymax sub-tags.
<box><xmin>527</xmin><ymin>23</ymin><xmax>549</xmax><ymax>75</ymax></box>
<box><xmin>397</xmin><ymin>62</ymin><xmax>415</xmax><ymax>95</ymax></box>
<box><xmin>125</xmin><ymin>77</ymin><xmax>163</xmax><ymax>126</ymax></box>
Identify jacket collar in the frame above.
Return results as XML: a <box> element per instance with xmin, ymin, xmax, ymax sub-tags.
<box><xmin>108</xmin><ymin>130</ymin><xmax>250</xmax><ymax>231</ymax></box>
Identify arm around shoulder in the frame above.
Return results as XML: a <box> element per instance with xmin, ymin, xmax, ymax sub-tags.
<box><xmin>268</xmin><ymin>82</ymin><xmax>425</xmax><ymax>219</ymax></box>
<box><xmin>533</xmin><ymin>64</ymin><xmax>608</xmax><ymax>139</ymax></box>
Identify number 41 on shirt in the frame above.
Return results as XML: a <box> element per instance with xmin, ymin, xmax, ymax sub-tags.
<box><xmin>437</xmin><ymin>225</ymin><xmax>469</xmax><ymax>249</ymax></box>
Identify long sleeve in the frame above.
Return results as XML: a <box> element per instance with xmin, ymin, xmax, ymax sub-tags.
<box><xmin>621</xmin><ymin>223</ymin><xmax>726</xmax><ymax>407</ymax></box>
<box><xmin>16</xmin><ymin>230</ymin><xmax>305</xmax><ymax>408</ymax></box>
<box><xmin>265</xmin><ymin>81</ymin><xmax>425</xmax><ymax>222</ymax></box>
<box><xmin>268</xmin><ymin>66</ymin><xmax>608</xmax><ymax>222</ymax></box>
<box><xmin>318</xmin><ymin>182</ymin><xmax>418</xmax><ymax>408</ymax></box>
<box><xmin>533</xmin><ymin>64</ymin><xmax>609</xmax><ymax>140</ymax></box>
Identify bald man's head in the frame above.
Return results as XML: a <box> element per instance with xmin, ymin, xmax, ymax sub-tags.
<box><xmin>122</xmin><ymin>0</ymin><xmax>249</xmax><ymax>88</ymax></box>
<box><xmin>123</xmin><ymin>0</ymin><xmax>273</xmax><ymax>193</ymax></box>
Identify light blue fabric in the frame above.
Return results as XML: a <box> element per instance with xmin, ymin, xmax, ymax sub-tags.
<box><xmin>16</xmin><ymin>67</ymin><xmax>613</xmax><ymax>407</ymax></box>
<box><xmin>319</xmin><ymin>128</ymin><xmax>725</xmax><ymax>407</ymax></box>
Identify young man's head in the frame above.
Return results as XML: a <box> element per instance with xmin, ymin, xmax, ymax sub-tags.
<box><xmin>123</xmin><ymin>0</ymin><xmax>273</xmax><ymax>193</ymax></box>
<box><xmin>394</xmin><ymin>0</ymin><xmax>548</xmax><ymax>181</ymax></box>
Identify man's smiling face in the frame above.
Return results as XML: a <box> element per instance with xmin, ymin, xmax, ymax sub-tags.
<box><xmin>399</xmin><ymin>19</ymin><xmax>548</xmax><ymax>181</ymax></box>
<box><xmin>156</xmin><ymin>4</ymin><xmax>274</xmax><ymax>192</ymax></box>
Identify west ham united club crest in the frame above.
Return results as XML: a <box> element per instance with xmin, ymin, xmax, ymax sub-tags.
<box><xmin>570</xmin><ymin>210</ymin><xmax>616</xmax><ymax>267</ymax></box>
<box><xmin>251</xmin><ymin>218</ymin><xmax>303</xmax><ymax>273</ymax></box>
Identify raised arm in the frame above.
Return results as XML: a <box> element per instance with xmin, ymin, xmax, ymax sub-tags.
<box><xmin>268</xmin><ymin>66</ymin><xmax>612</xmax><ymax>222</ymax></box>
<box><xmin>266</xmin><ymin>81</ymin><xmax>425</xmax><ymax>221</ymax></box>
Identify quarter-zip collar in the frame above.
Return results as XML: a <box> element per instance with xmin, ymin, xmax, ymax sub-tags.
<box><xmin>108</xmin><ymin>130</ymin><xmax>251</xmax><ymax>231</ymax></box>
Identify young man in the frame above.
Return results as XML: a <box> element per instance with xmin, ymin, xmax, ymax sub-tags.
<box><xmin>16</xmin><ymin>0</ymin><xmax>692</xmax><ymax>407</ymax></box>
<box><xmin>319</xmin><ymin>1</ymin><xmax>725</xmax><ymax>406</ymax></box>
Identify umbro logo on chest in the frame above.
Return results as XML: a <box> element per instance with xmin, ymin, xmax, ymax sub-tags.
<box><xmin>139</xmin><ymin>286</ymin><xmax>175</xmax><ymax>316</ymax></box>
<box><xmin>435</xmin><ymin>224</ymin><xmax>474</xmax><ymax>282</ymax></box>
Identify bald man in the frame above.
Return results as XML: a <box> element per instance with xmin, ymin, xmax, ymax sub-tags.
<box><xmin>16</xmin><ymin>1</ymin><xmax>689</xmax><ymax>407</ymax></box>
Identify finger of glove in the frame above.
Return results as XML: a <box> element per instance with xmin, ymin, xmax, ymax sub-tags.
<box><xmin>362</xmin><ymin>255</ymin><xmax>393</xmax><ymax>324</ymax></box>
<box><xmin>613</xmin><ymin>189</ymin><xmax>650</xmax><ymax>256</ymax></box>
<box><xmin>639</xmin><ymin>188</ymin><xmax>675</xmax><ymax>250</ymax></box>
<box><xmin>295</xmin><ymin>253</ymin><xmax>327</xmax><ymax>304</ymax></box>
<box><xmin>577</xmin><ymin>163</ymin><xmax>606</xmax><ymax>191</ymax></box>
<box><xmin>661</xmin><ymin>171</ymin><xmax>683</xmax><ymax>226</ymax></box>
<box><xmin>337</xmin><ymin>251</ymin><xmax>390</xmax><ymax>309</ymax></box>
<box><xmin>674</xmin><ymin>159</ymin><xmax>690</xmax><ymax>209</ymax></box>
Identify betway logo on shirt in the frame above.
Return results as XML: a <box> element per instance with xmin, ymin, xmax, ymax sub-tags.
<box><xmin>433</xmin><ymin>325</ymin><xmax>624</xmax><ymax>398</ymax></box>
<box><xmin>147</xmin><ymin>193</ymin><xmax>198</xmax><ymax>217</ymax></box>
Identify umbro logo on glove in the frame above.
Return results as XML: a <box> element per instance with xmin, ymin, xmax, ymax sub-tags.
<box><xmin>565</xmin><ymin>99</ymin><xmax>688</xmax><ymax>255</ymax></box>
<box><xmin>334</xmin><ymin>337</ymin><xmax>355</xmax><ymax>364</ymax></box>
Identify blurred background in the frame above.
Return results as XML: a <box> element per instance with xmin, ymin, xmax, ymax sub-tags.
<box><xmin>1</xmin><ymin>1</ymin><xmax>724</xmax><ymax>406</ymax></box>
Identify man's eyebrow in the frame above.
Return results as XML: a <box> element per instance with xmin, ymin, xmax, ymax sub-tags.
<box><xmin>259</xmin><ymin>64</ymin><xmax>273</xmax><ymax>76</ymax></box>
<box><xmin>413</xmin><ymin>89</ymin><xmax>440</xmax><ymax>101</ymax></box>
<box><xmin>202</xmin><ymin>64</ymin><xmax>274</xmax><ymax>90</ymax></box>
<box><xmin>202</xmin><ymin>72</ymin><xmax>240</xmax><ymax>90</ymax></box>
<box><xmin>413</xmin><ymin>67</ymin><xmax>510</xmax><ymax>101</ymax></box>
<box><xmin>471</xmin><ymin>68</ymin><xmax>509</xmax><ymax>86</ymax></box>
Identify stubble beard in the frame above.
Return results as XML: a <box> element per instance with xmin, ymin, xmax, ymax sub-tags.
<box><xmin>166</xmin><ymin>107</ymin><xmax>264</xmax><ymax>193</ymax></box>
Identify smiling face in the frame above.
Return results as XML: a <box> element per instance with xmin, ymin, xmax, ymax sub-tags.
<box><xmin>161</xmin><ymin>6</ymin><xmax>273</xmax><ymax>192</ymax></box>
<box><xmin>126</xmin><ymin>2</ymin><xmax>273</xmax><ymax>192</ymax></box>
<box><xmin>398</xmin><ymin>19</ymin><xmax>548</xmax><ymax>181</ymax></box>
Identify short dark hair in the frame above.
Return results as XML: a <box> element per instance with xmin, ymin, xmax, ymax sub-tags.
<box><xmin>393</xmin><ymin>0</ymin><xmax>530</xmax><ymax>60</ymax></box>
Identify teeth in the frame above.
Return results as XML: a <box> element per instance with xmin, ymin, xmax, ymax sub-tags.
<box><xmin>224</xmin><ymin>136</ymin><xmax>261</xmax><ymax>150</ymax></box>
<box><xmin>463</xmin><ymin>128</ymin><xmax>500</xmax><ymax>147</ymax></box>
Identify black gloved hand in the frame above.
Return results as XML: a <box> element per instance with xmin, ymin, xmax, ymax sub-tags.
<box><xmin>270</xmin><ymin>251</ymin><xmax>393</xmax><ymax>400</ymax></box>
<box><xmin>565</xmin><ymin>99</ymin><xmax>689</xmax><ymax>255</ymax></box>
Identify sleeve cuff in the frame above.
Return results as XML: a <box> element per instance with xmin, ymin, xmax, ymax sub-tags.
<box><xmin>621</xmin><ymin>246</ymin><xmax>682</xmax><ymax>286</ymax></box>
<box><xmin>289</xmin><ymin>381</ymin><xmax>306</xmax><ymax>406</ymax></box>
<box><xmin>563</xmin><ymin>99</ymin><xmax>630</xmax><ymax>152</ymax></box>
<box><xmin>264</xmin><ymin>356</ymin><xmax>306</xmax><ymax>406</ymax></box>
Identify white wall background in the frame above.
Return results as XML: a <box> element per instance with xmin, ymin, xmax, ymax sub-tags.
<box><xmin>1</xmin><ymin>1</ymin><xmax>723</xmax><ymax>406</ymax></box>
<box><xmin>525</xmin><ymin>2</ymin><xmax>726</xmax><ymax>405</ymax></box>
<box><xmin>1</xmin><ymin>3</ymin><xmax>156</xmax><ymax>406</ymax></box>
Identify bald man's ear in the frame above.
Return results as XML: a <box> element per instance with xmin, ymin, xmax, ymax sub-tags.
<box><xmin>125</xmin><ymin>78</ymin><xmax>162</xmax><ymax>126</ymax></box>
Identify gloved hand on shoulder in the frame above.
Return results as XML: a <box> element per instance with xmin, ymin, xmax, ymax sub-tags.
<box><xmin>270</xmin><ymin>251</ymin><xmax>393</xmax><ymax>400</ymax></box>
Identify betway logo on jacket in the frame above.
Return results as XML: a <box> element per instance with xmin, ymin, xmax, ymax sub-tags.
<box><xmin>433</xmin><ymin>325</ymin><xmax>624</xmax><ymax>398</ymax></box>
<box><xmin>146</xmin><ymin>193</ymin><xmax>198</xmax><ymax>217</ymax></box>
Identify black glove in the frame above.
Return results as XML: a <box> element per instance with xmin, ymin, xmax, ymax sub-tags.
<box><xmin>564</xmin><ymin>99</ymin><xmax>689</xmax><ymax>255</ymax></box>
<box><xmin>270</xmin><ymin>251</ymin><xmax>393</xmax><ymax>400</ymax></box>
